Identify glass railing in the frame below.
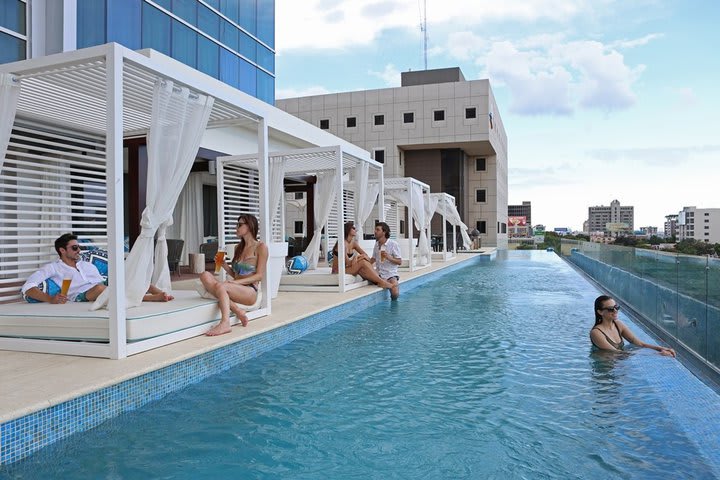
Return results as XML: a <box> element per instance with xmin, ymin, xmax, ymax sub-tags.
<box><xmin>561</xmin><ymin>240</ymin><xmax>719</xmax><ymax>371</ymax></box>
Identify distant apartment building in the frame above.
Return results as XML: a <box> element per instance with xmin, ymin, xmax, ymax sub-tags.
<box><xmin>664</xmin><ymin>214</ymin><xmax>678</xmax><ymax>238</ymax></box>
<box><xmin>508</xmin><ymin>201</ymin><xmax>532</xmax><ymax>225</ymax></box>
<box><xmin>677</xmin><ymin>206</ymin><xmax>720</xmax><ymax>243</ymax></box>
<box><xmin>639</xmin><ymin>226</ymin><xmax>658</xmax><ymax>236</ymax></box>
<box><xmin>587</xmin><ymin>199</ymin><xmax>634</xmax><ymax>236</ymax></box>
<box><xmin>276</xmin><ymin>67</ymin><xmax>509</xmax><ymax>248</ymax></box>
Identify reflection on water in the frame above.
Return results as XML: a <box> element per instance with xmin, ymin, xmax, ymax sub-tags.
<box><xmin>2</xmin><ymin>251</ymin><xmax>718</xmax><ymax>479</ymax></box>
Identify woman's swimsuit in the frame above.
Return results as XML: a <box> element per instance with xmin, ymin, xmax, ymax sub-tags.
<box><xmin>231</xmin><ymin>245</ymin><xmax>259</xmax><ymax>291</ymax></box>
<box><xmin>591</xmin><ymin>322</ymin><xmax>624</xmax><ymax>350</ymax></box>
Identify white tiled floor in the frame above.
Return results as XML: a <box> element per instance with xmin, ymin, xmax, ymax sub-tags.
<box><xmin>0</xmin><ymin>254</ymin><xmax>481</xmax><ymax>423</ymax></box>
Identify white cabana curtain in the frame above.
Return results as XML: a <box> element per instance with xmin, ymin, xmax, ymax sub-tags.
<box><xmin>93</xmin><ymin>80</ymin><xmax>214</xmax><ymax>309</ymax></box>
<box><xmin>423</xmin><ymin>194</ymin><xmax>440</xmax><ymax>255</ymax></box>
<box><xmin>436</xmin><ymin>196</ymin><xmax>471</xmax><ymax>249</ymax></box>
<box><xmin>168</xmin><ymin>172</ymin><xmax>205</xmax><ymax>269</ymax></box>
<box><xmin>0</xmin><ymin>74</ymin><xmax>21</xmax><ymax>173</ymax></box>
<box><xmin>302</xmin><ymin>171</ymin><xmax>337</xmax><ymax>269</ymax></box>
<box><xmin>411</xmin><ymin>183</ymin><xmax>429</xmax><ymax>264</ymax></box>
<box><xmin>269</xmin><ymin>156</ymin><xmax>286</xmax><ymax>238</ymax></box>
<box><xmin>353</xmin><ymin>162</ymin><xmax>379</xmax><ymax>239</ymax></box>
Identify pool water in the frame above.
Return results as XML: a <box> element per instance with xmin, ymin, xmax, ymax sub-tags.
<box><xmin>3</xmin><ymin>251</ymin><xmax>720</xmax><ymax>479</ymax></box>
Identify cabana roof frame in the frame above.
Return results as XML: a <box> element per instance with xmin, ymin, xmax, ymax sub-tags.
<box><xmin>0</xmin><ymin>43</ymin><xmax>380</xmax><ymax>358</ymax></box>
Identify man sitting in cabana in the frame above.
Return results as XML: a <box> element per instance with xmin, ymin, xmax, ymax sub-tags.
<box><xmin>21</xmin><ymin>233</ymin><xmax>173</xmax><ymax>304</ymax></box>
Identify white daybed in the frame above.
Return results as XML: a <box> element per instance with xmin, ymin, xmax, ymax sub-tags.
<box><xmin>0</xmin><ymin>290</ymin><xmax>262</xmax><ymax>345</ymax></box>
<box><xmin>278</xmin><ymin>267</ymin><xmax>368</xmax><ymax>292</ymax></box>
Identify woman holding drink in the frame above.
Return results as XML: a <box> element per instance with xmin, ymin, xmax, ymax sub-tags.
<box><xmin>198</xmin><ymin>214</ymin><xmax>267</xmax><ymax>336</ymax></box>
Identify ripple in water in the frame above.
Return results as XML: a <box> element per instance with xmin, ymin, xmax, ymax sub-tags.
<box><xmin>2</xmin><ymin>252</ymin><xmax>718</xmax><ymax>479</ymax></box>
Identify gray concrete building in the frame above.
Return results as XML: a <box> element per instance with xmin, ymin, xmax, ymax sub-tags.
<box><xmin>276</xmin><ymin>67</ymin><xmax>508</xmax><ymax>248</ymax></box>
<box><xmin>587</xmin><ymin>199</ymin><xmax>634</xmax><ymax>236</ymax></box>
<box><xmin>677</xmin><ymin>206</ymin><xmax>720</xmax><ymax>243</ymax></box>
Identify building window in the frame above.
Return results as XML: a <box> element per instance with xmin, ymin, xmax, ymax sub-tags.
<box><xmin>294</xmin><ymin>192</ymin><xmax>303</xmax><ymax>200</ymax></box>
<box><xmin>433</xmin><ymin>110</ymin><xmax>445</xmax><ymax>121</ymax></box>
<box><xmin>346</xmin><ymin>117</ymin><xmax>357</xmax><ymax>128</ymax></box>
<box><xmin>403</xmin><ymin>112</ymin><xmax>414</xmax><ymax>124</ymax></box>
<box><xmin>476</xmin><ymin>221</ymin><xmax>487</xmax><ymax>234</ymax></box>
<box><xmin>475</xmin><ymin>158</ymin><xmax>486</xmax><ymax>171</ymax></box>
<box><xmin>374</xmin><ymin>114</ymin><xmax>384</xmax><ymax>126</ymax></box>
<box><xmin>319</xmin><ymin>119</ymin><xmax>329</xmax><ymax>129</ymax></box>
<box><xmin>294</xmin><ymin>221</ymin><xmax>303</xmax><ymax>234</ymax></box>
<box><xmin>373</xmin><ymin>149</ymin><xmax>385</xmax><ymax>164</ymax></box>
<box><xmin>501</xmin><ymin>223</ymin><xmax>507</xmax><ymax>234</ymax></box>
<box><xmin>475</xmin><ymin>189</ymin><xmax>487</xmax><ymax>203</ymax></box>
<box><xmin>465</xmin><ymin>107</ymin><xmax>476</xmax><ymax>119</ymax></box>
<box><xmin>400</xmin><ymin>219</ymin><xmax>405</xmax><ymax>235</ymax></box>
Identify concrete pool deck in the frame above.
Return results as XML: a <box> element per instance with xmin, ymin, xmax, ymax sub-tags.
<box><xmin>0</xmin><ymin>252</ymin><xmax>489</xmax><ymax>426</ymax></box>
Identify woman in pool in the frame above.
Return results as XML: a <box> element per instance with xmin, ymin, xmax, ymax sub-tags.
<box><xmin>590</xmin><ymin>295</ymin><xmax>676</xmax><ymax>357</ymax></box>
<box><xmin>331</xmin><ymin>222</ymin><xmax>398</xmax><ymax>297</ymax></box>
<box><xmin>199</xmin><ymin>214</ymin><xmax>267</xmax><ymax>336</ymax></box>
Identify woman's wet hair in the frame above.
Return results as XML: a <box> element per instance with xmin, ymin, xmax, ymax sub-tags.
<box><xmin>594</xmin><ymin>295</ymin><xmax>613</xmax><ymax>325</ymax></box>
<box><xmin>344</xmin><ymin>221</ymin><xmax>355</xmax><ymax>239</ymax></box>
<box><xmin>233</xmin><ymin>214</ymin><xmax>259</xmax><ymax>262</ymax></box>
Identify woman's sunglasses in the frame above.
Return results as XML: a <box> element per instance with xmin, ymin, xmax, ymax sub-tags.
<box><xmin>602</xmin><ymin>305</ymin><xmax>620</xmax><ymax>312</ymax></box>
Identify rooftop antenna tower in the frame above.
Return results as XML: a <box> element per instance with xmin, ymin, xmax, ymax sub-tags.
<box><xmin>420</xmin><ymin>0</ymin><xmax>428</xmax><ymax>70</ymax></box>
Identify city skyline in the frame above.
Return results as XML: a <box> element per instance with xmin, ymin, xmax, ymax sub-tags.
<box><xmin>274</xmin><ymin>0</ymin><xmax>719</xmax><ymax>231</ymax></box>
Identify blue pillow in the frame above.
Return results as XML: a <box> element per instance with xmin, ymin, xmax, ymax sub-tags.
<box><xmin>79</xmin><ymin>248</ymin><xmax>109</xmax><ymax>285</ymax></box>
<box><xmin>24</xmin><ymin>278</ymin><xmax>61</xmax><ymax>303</ymax></box>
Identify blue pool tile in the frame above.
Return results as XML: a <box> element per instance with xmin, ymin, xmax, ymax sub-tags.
<box><xmin>0</xmin><ymin>257</ymin><xmax>479</xmax><ymax>465</ymax></box>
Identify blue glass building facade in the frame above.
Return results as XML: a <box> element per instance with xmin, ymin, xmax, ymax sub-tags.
<box><xmin>0</xmin><ymin>0</ymin><xmax>275</xmax><ymax>104</ymax></box>
<box><xmin>0</xmin><ymin>0</ymin><xmax>27</xmax><ymax>65</ymax></box>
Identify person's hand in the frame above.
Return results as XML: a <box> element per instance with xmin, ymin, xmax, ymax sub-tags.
<box><xmin>659</xmin><ymin>347</ymin><xmax>676</xmax><ymax>358</ymax></box>
<box><xmin>50</xmin><ymin>294</ymin><xmax>68</xmax><ymax>304</ymax></box>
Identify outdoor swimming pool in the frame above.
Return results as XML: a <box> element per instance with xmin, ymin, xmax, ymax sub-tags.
<box><xmin>2</xmin><ymin>251</ymin><xmax>719</xmax><ymax>479</ymax></box>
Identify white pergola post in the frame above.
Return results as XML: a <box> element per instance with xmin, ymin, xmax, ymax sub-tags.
<box><xmin>106</xmin><ymin>45</ymin><xmax>127</xmax><ymax>359</ymax></box>
<box><xmin>257</xmin><ymin>118</ymin><xmax>271</xmax><ymax>313</ymax></box>
<box><xmin>407</xmin><ymin>178</ymin><xmax>416</xmax><ymax>272</ymax></box>
<box><xmin>378</xmin><ymin>164</ymin><xmax>385</xmax><ymax>223</ymax></box>
<box><xmin>335</xmin><ymin>146</ymin><xmax>346</xmax><ymax>292</ymax></box>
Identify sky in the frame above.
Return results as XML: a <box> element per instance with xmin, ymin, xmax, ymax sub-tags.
<box><xmin>274</xmin><ymin>0</ymin><xmax>720</xmax><ymax>231</ymax></box>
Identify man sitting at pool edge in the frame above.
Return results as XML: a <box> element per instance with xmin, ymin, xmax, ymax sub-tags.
<box><xmin>22</xmin><ymin>233</ymin><xmax>173</xmax><ymax>303</ymax></box>
<box><xmin>371</xmin><ymin>222</ymin><xmax>401</xmax><ymax>300</ymax></box>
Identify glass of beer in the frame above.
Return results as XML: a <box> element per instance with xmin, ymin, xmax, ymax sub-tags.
<box><xmin>214</xmin><ymin>250</ymin><xmax>226</xmax><ymax>274</ymax></box>
<box><xmin>60</xmin><ymin>277</ymin><xmax>72</xmax><ymax>296</ymax></box>
<box><xmin>380</xmin><ymin>245</ymin><xmax>387</xmax><ymax>262</ymax></box>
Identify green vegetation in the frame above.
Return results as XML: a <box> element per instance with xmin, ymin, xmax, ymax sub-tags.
<box><xmin>611</xmin><ymin>236</ymin><xmax>720</xmax><ymax>256</ymax></box>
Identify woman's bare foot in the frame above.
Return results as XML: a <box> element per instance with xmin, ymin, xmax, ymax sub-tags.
<box><xmin>144</xmin><ymin>292</ymin><xmax>173</xmax><ymax>302</ymax></box>
<box><xmin>229</xmin><ymin>303</ymin><xmax>249</xmax><ymax>327</ymax></box>
<box><xmin>206</xmin><ymin>320</ymin><xmax>232</xmax><ymax>336</ymax></box>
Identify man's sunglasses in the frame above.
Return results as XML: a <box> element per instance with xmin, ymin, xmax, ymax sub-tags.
<box><xmin>67</xmin><ymin>245</ymin><xmax>81</xmax><ymax>252</ymax></box>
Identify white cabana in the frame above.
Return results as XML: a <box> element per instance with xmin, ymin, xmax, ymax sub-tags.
<box><xmin>383</xmin><ymin>177</ymin><xmax>431</xmax><ymax>272</ymax></box>
<box><xmin>0</xmin><ymin>43</ymin><xmax>375</xmax><ymax>358</ymax></box>
<box><xmin>427</xmin><ymin>192</ymin><xmax>471</xmax><ymax>261</ymax></box>
<box><xmin>217</xmin><ymin>146</ymin><xmax>384</xmax><ymax>293</ymax></box>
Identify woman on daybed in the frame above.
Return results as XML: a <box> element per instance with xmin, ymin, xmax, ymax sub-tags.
<box><xmin>331</xmin><ymin>222</ymin><xmax>399</xmax><ymax>297</ymax></box>
<box><xmin>198</xmin><ymin>214</ymin><xmax>267</xmax><ymax>336</ymax></box>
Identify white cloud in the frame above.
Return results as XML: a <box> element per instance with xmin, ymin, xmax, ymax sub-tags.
<box><xmin>485</xmin><ymin>41</ymin><xmax>574</xmax><ymax>115</ymax></box>
<box><xmin>440</xmin><ymin>34</ymin><xmax>644</xmax><ymax>115</ymax></box>
<box><xmin>368</xmin><ymin>64</ymin><xmax>401</xmax><ymax>87</ymax></box>
<box><xmin>610</xmin><ymin>33</ymin><xmax>664</xmax><ymax>49</ymax></box>
<box><xmin>555</xmin><ymin>41</ymin><xmax>644</xmax><ymax>110</ymax></box>
<box><xmin>276</xmin><ymin>0</ymin><xmax>590</xmax><ymax>52</ymax></box>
